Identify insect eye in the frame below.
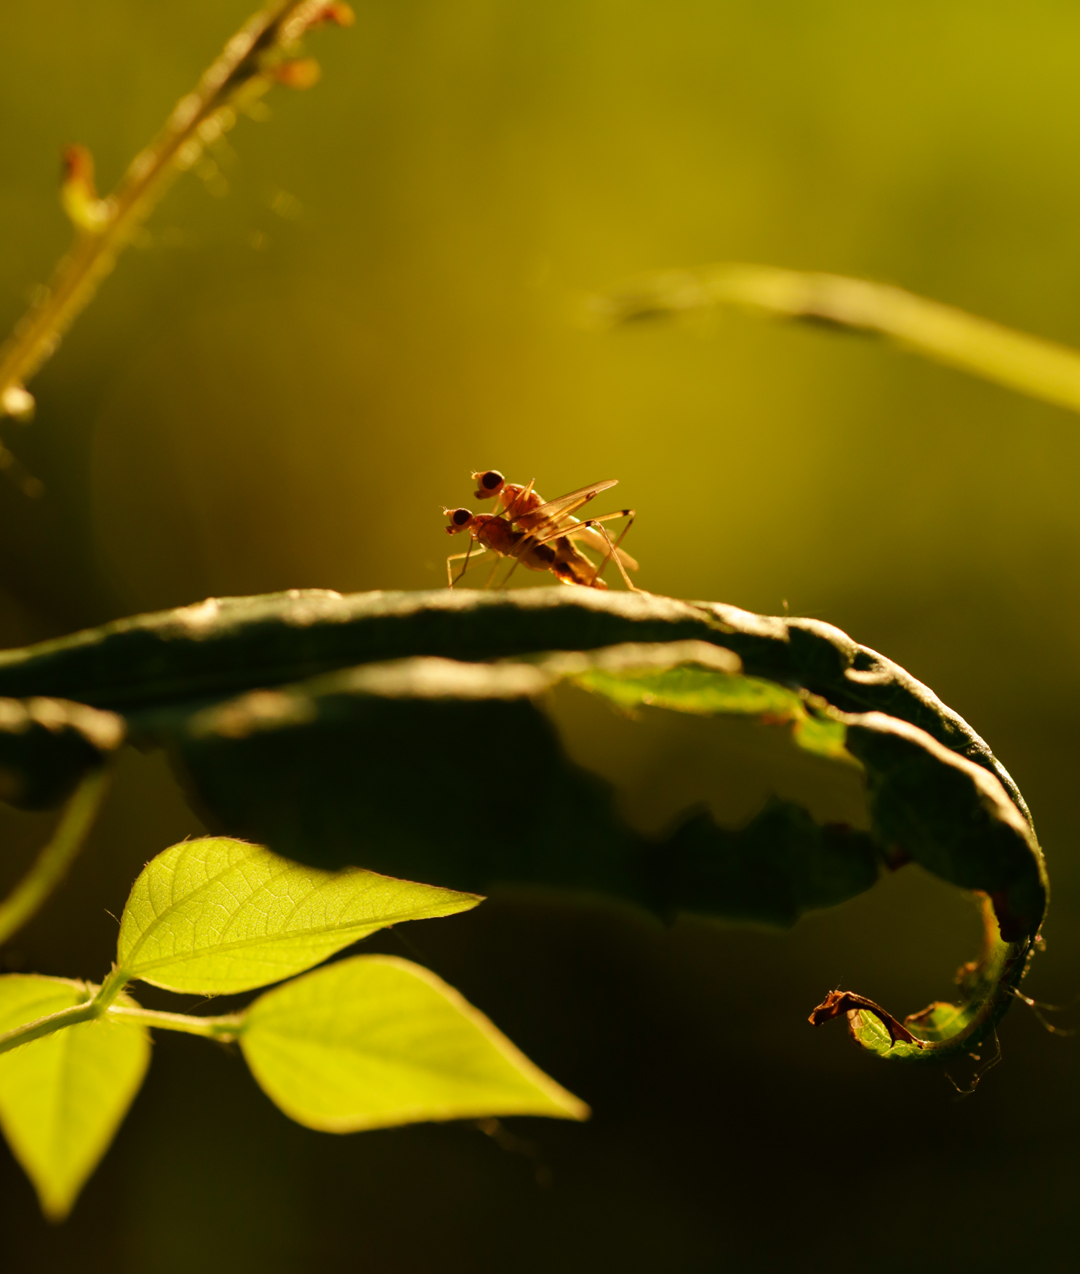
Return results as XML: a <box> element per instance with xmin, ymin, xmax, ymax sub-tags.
<box><xmin>481</xmin><ymin>470</ymin><xmax>503</xmax><ymax>490</ymax></box>
<box><xmin>451</xmin><ymin>508</ymin><xmax>472</xmax><ymax>526</ymax></box>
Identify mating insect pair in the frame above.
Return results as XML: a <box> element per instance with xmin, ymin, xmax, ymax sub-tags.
<box><xmin>443</xmin><ymin>469</ymin><xmax>638</xmax><ymax>590</ymax></box>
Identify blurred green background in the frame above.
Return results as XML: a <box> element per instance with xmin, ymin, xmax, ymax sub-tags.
<box><xmin>2</xmin><ymin>1</ymin><xmax>1079</xmax><ymax>1270</ymax></box>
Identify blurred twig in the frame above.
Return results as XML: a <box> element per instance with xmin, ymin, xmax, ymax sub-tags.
<box><xmin>0</xmin><ymin>0</ymin><xmax>353</xmax><ymax>490</ymax></box>
<box><xmin>590</xmin><ymin>263</ymin><xmax>1080</xmax><ymax>416</ymax></box>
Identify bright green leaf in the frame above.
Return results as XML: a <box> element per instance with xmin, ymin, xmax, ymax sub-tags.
<box><xmin>0</xmin><ymin>975</ymin><xmax>148</xmax><ymax>1220</ymax></box>
<box><xmin>115</xmin><ymin>837</ymin><xmax>481</xmax><ymax>995</ymax></box>
<box><xmin>240</xmin><ymin>954</ymin><xmax>589</xmax><ymax>1131</ymax></box>
<box><xmin>572</xmin><ymin>661</ymin><xmax>852</xmax><ymax>761</ymax></box>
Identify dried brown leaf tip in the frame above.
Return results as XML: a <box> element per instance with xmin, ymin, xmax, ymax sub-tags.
<box><xmin>273</xmin><ymin>58</ymin><xmax>322</xmax><ymax>89</ymax></box>
<box><xmin>808</xmin><ymin>990</ymin><xmax>920</xmax><ymax>1048</ymax></box>
<box><xmin>318</xmin><ymin>2</ymin><xmax>355</xmax><ymax>25</ymax></box>
<box><xmin>60</xmin><ymin>143</ymin><xmax>94</xmax><ymax>188</ymax></box>
<box><xmin>301</xmin><ymin>2</ymin><xmax>354</xmax><ymax>32</ymax></box>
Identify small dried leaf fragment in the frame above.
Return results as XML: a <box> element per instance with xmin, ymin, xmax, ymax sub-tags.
<box><xmin>808</xmin><ymin>990</ymin><xmax>919</xmax><ymax>1047</ymax></box>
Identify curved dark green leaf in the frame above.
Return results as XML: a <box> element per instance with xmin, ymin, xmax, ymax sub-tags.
<box><xmin>0</xmin><ymin>589</ymin><xmax>1026</xmax><ymax>807</ymax></box>
<box><xmin>167</xmin><ymin>639</ymin><xmax>1045</xmax><ymax>1064</ymax></box>
<box><xmin>166</xmin><ymin>641</ymin><xmax>1042</xmax><ymax>911</ymax></box>
<box><xmin>842</xmin><ymin>713</ymin><xmax>1044</xmax><ymax>943</ymax></box>
<box><xmin>0</xmin><ymin>589</ymin><xmax>1047</xmax><ymax>1062</ymax></box>
<box><xmin>166</xmin><ymin>646</ymin><xmax>769</xmax><ymax>903</ymax></box>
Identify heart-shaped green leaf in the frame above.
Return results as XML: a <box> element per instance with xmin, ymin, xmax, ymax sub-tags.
<box><xmin>114</xmin><ymin>837</ymin><xmax>481</xmax><ymax>995</ymax></box>
<box><xmin>0</xmin><ymin>975</ymin><xmax>149</xmax><ymax>1220</ymax></box>
<box><xmin>240</xmin><ymin>954</ymin><xmax>589</xmax><ymax>1131</ymax></box>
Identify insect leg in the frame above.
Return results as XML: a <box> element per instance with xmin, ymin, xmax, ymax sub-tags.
<box><xmin>483</xmin><ymin>552</ymin><xmax>507</xmax><ymax>588</ymax></box>
<box><xmin>582</xmin><ymin>511</ymin><xmax>637</xmax><ymax>589</ymax></box>
<box><xmin>494</xmin><ymin>555</ymin><xmax>523</xmax><ymax>588</ymax></box>
<box><xmin>448</xmin><ymin>539</ymin><xmax>477</xmax><ymax>587</ymax></box>
<box><xmin>528</xmin><ymin>506</ymin><xmax>629</xmax><ymax>549</ymax></box>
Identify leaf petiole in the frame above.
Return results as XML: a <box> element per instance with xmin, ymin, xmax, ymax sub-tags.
<box><xmin>0</xmin><ymin>989</ymin><xmax>245</xmax><ymax>1058</ymax></box>
<box><xmin>104</xmin><ymin>1005</ymin><xmax>244</xmax><ymax>1042</ymax></box>
<box><xmin>92</xmin><ymin>966</ymin><xmax>132</xmax><ymax>1011</ymax></box>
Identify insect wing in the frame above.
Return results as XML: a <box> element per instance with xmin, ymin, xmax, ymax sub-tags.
<box><xmin>522</xmin><ymin>479</ymin><xmax>619</xmax><ymax>532</ymax></box>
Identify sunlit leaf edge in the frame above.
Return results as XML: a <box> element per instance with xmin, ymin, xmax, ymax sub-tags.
<box><xmin>239</xmin><ymin>953</ymin><xmax>590</xmax><ymax>1132</ymax></box>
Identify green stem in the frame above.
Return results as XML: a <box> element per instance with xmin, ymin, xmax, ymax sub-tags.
<box><xmin>0</xmin><ymin>993</ymin><xmax>244</xmax><ymax>1057</ymax></box>
<box><xmin>92</xmin><ymin>966</ymin><xmax>132</xmax><ymax>1011</ymax></box>
<box><xmin>594</xmin><ymin>262</ymin><xmax>1080</xmax><ymax>416</ymax></box>
<box><xmin>0</xmin><ymin>766</ymin><xmax>111</xmax><ymax>945</ymax></box>
<box><xmin>0</xmin><ymin>0</ymin><xmax>348</xmax><ymax>478</ymax></box>
<box><xmin>105</xmin><ymin>1005</ymin><xmax>244</xmax><ymax>1041</ymax></box>
<box><xmin>0</xmin><ymin>997</ymin><xmax>98</xmax><ymax>1056</ymax></box>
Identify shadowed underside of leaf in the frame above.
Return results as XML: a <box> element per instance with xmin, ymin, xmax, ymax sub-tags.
<box><xmin>843</xmin><ymin>714</ymin><xmax>1044</xmax><ymax>942</ymax></box>
<box><xmin>168</xmin><ymin>640</ymin><xmax>1045</xmax><ymax>1063</ymax></box>
<box><xmin>0</xmin><ymin>697</ymin><xmax>123</xmax><ymax>810</ymax></box>
<box><xmin>0</xmin><ymin>975</ymin><xmax>148</xmax><ymax>1219</ymax></box>
<box><xmin>660</xmin><ymin>801</ymin><xmax>881</xmax><ymax>926</ymax></box>
<box><xmin>168</xmin><ymin>645</ymin><xmax>880</xmax><ymax>919</ymax></box>
<box><xmin>169</xmin><ymin>645</ymin><xmax>1045</xmax><ymax>919</ymax></box>
<box><xmin>240</xmin><ymin>954</ymin><xmax>589</xmax><ymax>1131</ymax></box>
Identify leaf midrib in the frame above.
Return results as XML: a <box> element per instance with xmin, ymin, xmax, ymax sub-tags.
<box><xmin>119</xmin><ymin>849</ymin><xmax>300</xmax><ymax>970</ymax></box>
<box><xmin>123</xmin><ymin>901</ymin><xmax>467</xmax><ymax>978</ymax></box>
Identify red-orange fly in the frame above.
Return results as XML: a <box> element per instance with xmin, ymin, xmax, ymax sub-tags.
<box><xmin>443</xmin><ymin>474</ymin><xmax>637</xmax><ymax>590</ymax></box>
<box><xmin>470</xmin><ymin>470</ymin><xmax>639</xmax><ymax>575</ymax></box>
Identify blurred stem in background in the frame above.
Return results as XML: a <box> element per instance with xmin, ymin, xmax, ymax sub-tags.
<box><xmin>0</xmin><ymin>0</ymin><xmax>353</xmax><ymax>493</ymax></box>
<box><xmin>591</xmin><ymin>262</ymin><xmax>1080</xmax><ymax>417</ymax></box>
<box><xmin>0</xmin><ymin>766</ymin><xmax>110</xmax><ymax>945</ymax></box>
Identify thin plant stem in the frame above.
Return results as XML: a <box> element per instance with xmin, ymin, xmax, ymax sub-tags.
<box><xmin>592</xmin><ymin>262</ymin><xmax>1080</xmax><ymax>416</ymax></box>
<box><xmin>0</xmin><ymin>997</ymin><xmax>98</xmax><ymax>1057</ymax></box>
<box><xmin>105</xmin><ymin>1005</ymin><xmax>244</xmax><ymax>1041</ymax></box>
<box><xmin>0</xmin><ymin>766</ymin><xmax>111</xmax><ymax>946</ymax></box>
<box><xmin>0</xmin><ymin>0</ymin><xmax>352</xmax><ymax>484</ymax></box>
<box><xmin>0</xmin><ymin>993</ymin><xmax>244</xmax><ymax>1057</ymax></box>
<box><xmin>92</xmin><ymin>965</ymin><xmax>133</xmax><ymax>1012</ymax></box>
